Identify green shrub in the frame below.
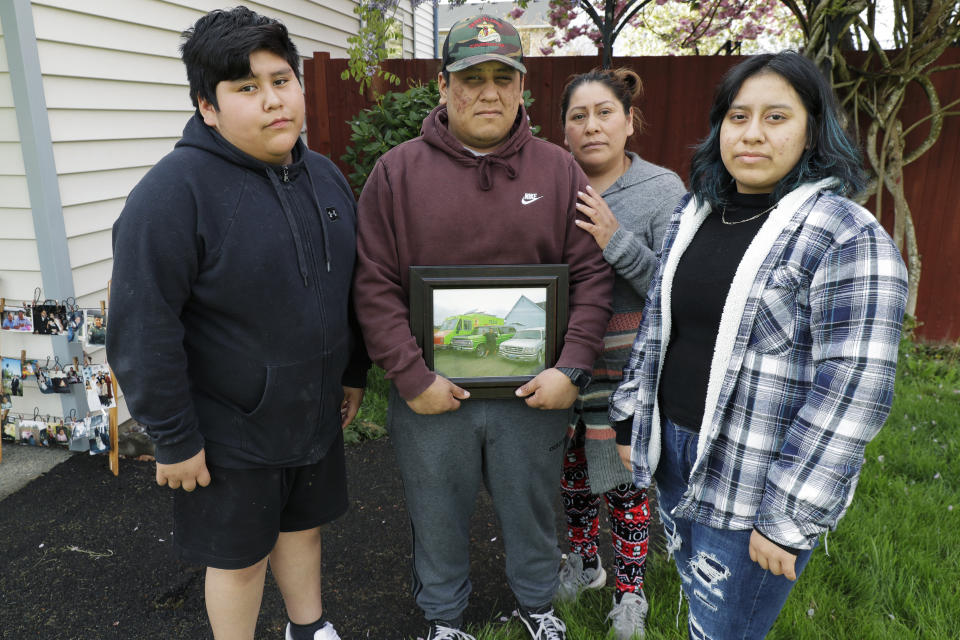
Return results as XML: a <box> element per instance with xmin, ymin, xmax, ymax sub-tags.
<box><xmin>341</xmin><ymin>80</ymin><xmax>441</xmax><ymax>195</ymax></box>
<box><xmin>341</xmin><ymin>81</ymin><xmax>540</xmax><ymax>195</ymax></box>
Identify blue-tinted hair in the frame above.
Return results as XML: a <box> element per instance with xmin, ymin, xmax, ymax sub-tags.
<box><xmin>689</xmin><ymin>51</ymin><xmax>866</xmax><ymax>210</ymax></box>
<box><xmin>180</xmin><ymin>6</ymin><xmax>300</xmax><ymax>110</ymax></box>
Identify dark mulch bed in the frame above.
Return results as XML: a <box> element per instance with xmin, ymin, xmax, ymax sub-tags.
<box><xmin>0</xmin><ymin>437</ymin><xmax>622</xmax><ymax>639</ymax></box>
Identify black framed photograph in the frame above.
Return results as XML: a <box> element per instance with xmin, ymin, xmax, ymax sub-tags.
<box><xmin>409</xmin><ymin>265</ymin><xmax>569</xmax><ymax>399</ymax></box>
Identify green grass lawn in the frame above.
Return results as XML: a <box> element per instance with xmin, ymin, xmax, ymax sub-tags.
<box><xmin>349</xmin><ymin>336</ymin><xmax>960</xmax><ymax>639</ymax></box>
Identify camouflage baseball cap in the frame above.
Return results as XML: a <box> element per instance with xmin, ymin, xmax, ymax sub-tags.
<box><xmin>441</xmin><ymin>14</ymin><xmax>526</xmax><ymax>74</ymax></box>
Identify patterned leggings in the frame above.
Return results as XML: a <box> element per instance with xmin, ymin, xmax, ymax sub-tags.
<box><xmin>561</xmin><ymin>429</ymin><xmax>650</xmax><ymax>594</ymax></box>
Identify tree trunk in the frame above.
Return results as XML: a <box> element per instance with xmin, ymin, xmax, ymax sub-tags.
<box><xmin>882</xmin><ymin>126</ymin><xmax>920</xmax><ymax>318</ymax></box>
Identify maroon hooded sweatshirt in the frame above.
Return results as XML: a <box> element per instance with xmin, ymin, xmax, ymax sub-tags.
<box><xmin>354</xmin><ymin>104</ymin><xmax>613</xmax><ymax>399</ymax></box>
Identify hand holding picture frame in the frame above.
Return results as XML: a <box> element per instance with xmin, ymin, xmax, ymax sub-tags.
<box><xmin>409</xmin><ymin>265</ymin><xmax>568</xmax><ymax>399</ymax></box>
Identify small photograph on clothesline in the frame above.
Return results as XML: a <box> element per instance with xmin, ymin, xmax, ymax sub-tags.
<box><xmin>17</xmin><ymin>419</ymin><xmax>50</xmax><ymax>447</ymax></box>
<box><xmin>32</xmin><ymin>303</ymin><xmax>67</xmax><ymax>336</ymax></box>
<box><xmin>2</xmin><ymin>357</ymin><xmax>24</xmax><ymax>397</ymax></box>
<box><xmin>2</xmin><ymin>415</ymin><xmax>17</xmax><ymax>441</ymax></box>
<box><xmin>82</xmin><ymin>364</ymin><xmax>115</xmax><ymax>410</ymax></box>
<box><xmin>88</xmin><ymin>413</ymin><xmax>110</xmax><ymax>455</ymax></box>
<box><xmin>52</xmin><ymin>420</ymin><xmax>72</xmax><ymax>446</ymax></box>
<box><xmin>1</xmin><ymin>306</ymin><xmax>34</xmax><ymax>332</ymax></box>
<box><xmin>50</xmin><ymin>370</ymin><xmax>72</xmax><ymax>394</ymax></box>
<box><xmin>64</xmin><ymin>364</ymin><xmax>82</xmax><ymax>385</ymax></box>
<box><xmin>1</xmin><ymin>392</ymin><xmax>12</xmax><ymax>410</ymax></box>
<box><xmin>65</xmin><ymin>310</ymin><xmax>85</xmax><ymax>343</ymax></box>
<box><xmin>84</xmin><ymin>310</ymin><xmax>107</xmax><ymax>346</ymax></box>
<box><xmin>69</xmin><ymin>418</ymin><xmax>90</xmax><ymax>452</ymax></box>
<box><xmin>36</xmin><ymin>368</ymin><xmax>56</xmax><ymax>395</ymax></box>
<box><xmin>21</xmin><ymin>360</ymin><xmax>39</xmax><ymax>378</ymax></box>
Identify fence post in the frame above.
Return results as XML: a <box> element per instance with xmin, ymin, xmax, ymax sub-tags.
<box><xmin>304</xmin><ymin>51</ymin><xmax>332</xmax><ymax>157</ymax></box>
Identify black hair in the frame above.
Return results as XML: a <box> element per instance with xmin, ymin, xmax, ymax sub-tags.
<box><xmin>180</xmin><ymin>6</ymin><xmax>300</xmax><ymax>110</ymax></box>
<box><xmin>560</xmin><ymin>67</ymin><xmax>645</xmax><ymax>133</ymax></box>
<box><xmin>689</xmin><ymin>51</ymin><xmax>866</xmax><ymax>210</ymax></box>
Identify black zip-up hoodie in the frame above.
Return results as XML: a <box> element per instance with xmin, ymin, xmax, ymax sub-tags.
<box><xmin>107</xmin><ymin>114</ymin><xmax>367</xmax><ymax>468</ymax></box>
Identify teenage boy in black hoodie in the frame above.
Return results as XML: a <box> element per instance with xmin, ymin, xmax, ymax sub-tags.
<box><xmin>106</xmin><ymin>8</ymin><xmax>366</xmax><ymax>640</ymax></box>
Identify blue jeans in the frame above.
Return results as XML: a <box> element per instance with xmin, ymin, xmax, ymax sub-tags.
<box><xmin>655</xmin><ymin>416</ymin><xmax>815</xmax><ymax>639</ymax></box>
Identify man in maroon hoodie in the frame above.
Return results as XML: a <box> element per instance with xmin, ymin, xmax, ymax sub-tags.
<box><xmin>354</xmin><ymin>15</ymin><xmax>613</xmax><ymax>640</ymax></box>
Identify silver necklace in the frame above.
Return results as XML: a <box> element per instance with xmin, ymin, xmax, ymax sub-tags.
<box><xmin>720</xmin><ymin>202</ymin><xmax>777</xmax><ymax>225</ymax></box>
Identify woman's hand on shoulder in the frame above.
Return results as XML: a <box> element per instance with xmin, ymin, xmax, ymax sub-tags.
<box><xmin>574</xmin><ymin>185</ymin><xmax>620</xmax><ymax>250</ymax></box>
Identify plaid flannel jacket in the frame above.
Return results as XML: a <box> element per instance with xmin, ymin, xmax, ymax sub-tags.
<box><xmin>609</xmin><ymin>179</ymin><xmax>908</xmax><ymax>549</ymax></box>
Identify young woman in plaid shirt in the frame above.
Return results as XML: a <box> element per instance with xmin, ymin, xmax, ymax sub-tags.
<box><xmin>610</xmin><ymin>52</ymin><xmax>908</xmax><ymax>638</ymax></box>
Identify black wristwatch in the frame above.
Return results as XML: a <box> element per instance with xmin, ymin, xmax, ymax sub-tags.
<box><xmin>557</xmin><ymin>367</ymin><xmax>591</xmax><ymax>392</ymax></box>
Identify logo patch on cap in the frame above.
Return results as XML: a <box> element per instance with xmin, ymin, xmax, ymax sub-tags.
<box><xmin>476</xmin><ymin>20</ymin><xmax>501</xmax><ymax>44</ymax></box>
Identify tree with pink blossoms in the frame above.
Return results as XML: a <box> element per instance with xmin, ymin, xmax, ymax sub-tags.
<box><xmin>446</xmin><ymin>1</ymin><xmax>795</xmax><ymax>67</ymax></box>
<box><xmin>345</xmin><ymin>1</ymin><xmax>795</xmax><ymax>81</ymax></box>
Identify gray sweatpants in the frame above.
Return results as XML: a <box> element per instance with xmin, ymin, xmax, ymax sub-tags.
<box><xmin>387</xmin><ymin>385</ymin><xmax>569</xmax><ymax>623</ymax></box>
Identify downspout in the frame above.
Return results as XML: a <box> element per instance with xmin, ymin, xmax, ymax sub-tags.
<box><xmin>434</xmin><ymin>1</ymin><xmax>439</xmax><ymax>58</ymax></box>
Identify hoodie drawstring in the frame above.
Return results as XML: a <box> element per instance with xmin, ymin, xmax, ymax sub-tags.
<box><xmin>477</xmin><ymin>155</ymin><xmax>517</xmax><ymax>191</ymax></box>
<box><xmin>266</xmin><ymin>169</ymin><xmax>310</xmax><ymax>286</ymax></box>
<box><xmin>305</xmin><ymin>169</ymin><xmax>333</xmax><ymax>273</ymax></box>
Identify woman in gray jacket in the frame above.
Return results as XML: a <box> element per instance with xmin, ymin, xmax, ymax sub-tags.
<box><xmin>557</xmin><ymin>67</ymin><xmax>686</xmax><ymax>640</ymax></box>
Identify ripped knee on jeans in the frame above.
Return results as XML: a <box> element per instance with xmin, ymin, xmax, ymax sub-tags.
<box><xmin>688</xmin><ymin>551</ymin><xmax>731</xmax><ymax>599</ymax></box>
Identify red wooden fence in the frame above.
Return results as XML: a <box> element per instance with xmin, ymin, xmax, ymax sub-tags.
<box><xmin>303</xmin><ymin>50</ymin><xmax>960</xmax><ymax>342</ymax></box>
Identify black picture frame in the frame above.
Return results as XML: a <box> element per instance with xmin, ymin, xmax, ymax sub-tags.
<box><xmin>409</xmin><ymin>265</ymin><xmax>569</xmax><ymax>399</ymax></box>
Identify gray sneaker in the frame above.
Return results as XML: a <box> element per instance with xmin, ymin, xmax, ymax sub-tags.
<box><xmin>607</xmin><ymin>591</ymin><xmax>648</xmax><ymax>640</ymax></box>
<box><xmin>556</xmin><ymin>553</ymin><xmax>606</xmax><ymax>603</ymax></box>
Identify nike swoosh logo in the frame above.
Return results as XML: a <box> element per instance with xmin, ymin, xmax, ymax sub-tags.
<box><xmin>521</xmin><ymin>194</ymin><xmax>543</xmax><ymax>205</ymax></box>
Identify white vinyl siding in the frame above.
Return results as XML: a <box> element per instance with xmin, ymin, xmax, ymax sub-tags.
<box><xmin>0</xmin><ymin>0</ymin><xmax>371</xmax><ymax>423</ymax></box>
<box><xmin>391</xmin><ymin>1</ymin><xmax>437</xmax><ymax>59</ymax></box>
<box><xmin>413</xmin><ymin>1</ymin><xmax>437</xmax><ymax>58</ymax></box>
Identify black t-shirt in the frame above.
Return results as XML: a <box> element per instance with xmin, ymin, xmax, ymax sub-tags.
<box><xmin>658</xmin><ymin>191</ymin><xmax>776</xmax><ymax>431</ymax></box>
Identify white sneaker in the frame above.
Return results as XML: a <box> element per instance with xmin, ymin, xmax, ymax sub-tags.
<box><xmin>607</xmin><ymin>591</ymin><xmax>648</xmax><ymax>640</ymax></box>
<box><xmin>285</xmin><ymin>621</ymin><xmax>342</xmax><ymax>640</ymax></box>
<box><xmin>556</xmin><ymin>553</ymin><xmax>606</xmax><ymax>603</ymax></box>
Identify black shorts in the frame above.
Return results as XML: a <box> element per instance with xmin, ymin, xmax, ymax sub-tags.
<box><xmin>173</xmin><ymin>431</ymin><xmax>348</xmax><ymax>570</ymax></box>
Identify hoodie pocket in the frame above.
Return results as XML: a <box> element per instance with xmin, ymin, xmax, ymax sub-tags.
<box><xmin>237</xmin><ymin>347</ymin><xmax>345</xmax><ymax>462</ymax></box>
<box><xmin>748</xmin><ymin>265</ymin><xmax>807</xmax><ymax>356</ymax></box>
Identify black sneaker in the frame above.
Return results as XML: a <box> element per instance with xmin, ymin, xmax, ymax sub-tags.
<box><xmin>517</xmin><ymin>604</ymin><xmax>567</xmax><ymax>640</ymax></box>
<box><xmin>426</xmin><ymin>620</ymin><xmax>476</xmax><ymax>640</ymax></box>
